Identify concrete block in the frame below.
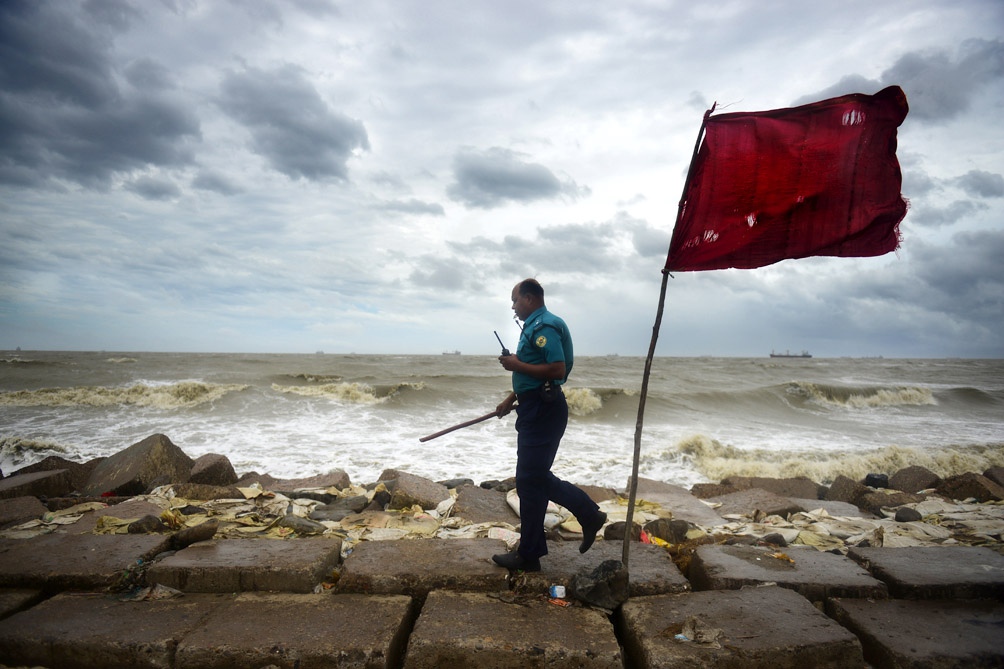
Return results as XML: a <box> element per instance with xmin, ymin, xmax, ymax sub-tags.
<box><xmin>187</xmin><ymin>453</ymin><xmax>238</xmax><ymax>487</ymax></box>
<box><xmin>827</xmin><ymin>597</ymin><xmax>1004</xmax><ymax>668</ymax></box>
<box><xmin>0</xmin><ymin>469</ymin><xmax>73</xmax><ymax>499</ymax></box>
<box><xmin>379</xmin><ymin>469</ymin><xmax>450</xmax><ymax>511</ymax></box>
<box><xmin>620</xmin><ymin>586</ymin><xmax>863</xmax><ymax>668</ymax></box>
<box><xmin>848</xmin><ymin>545</ymin><xmax>1004</xmax><ymax>599</ymax></box>
<box><xmin>404</xmin><ymin>590</ymin><xmax>622</xmax><ymax>668</ymax></box>
<box><xmin>689</xmin><ymin>544</ymin><xmax>887</xmax><ymax>602</ymax></box>
<box><xmin>889</xmin><ymin>465</ymin><xmax>941</xmax><ymax>493</ymax></box>
<box><xmin>0</xmin><ymin>588</ymin><xmax>44</xmax><ymax>621</ymax></box>
<box><xmin>83</xmin><ymin>433</ymin><xmax>194</xmax><ymax>497</ymax></box>
<box><xmin>721</xmin><ymin>475</ymin><xmax>825</xmax><ymax>500</ymax></box>
<box><xmin>0</xmin><ymin>533</ymin><xmax>170</xmax><ymax>591</ymax></box>
<box><xmin>148</xmin><ymin>537</ymin><xmax>342</xmax><ymax>593</ymax></box>
<box><xmin>0</xmin><ymin>495</ymin><xmax>47</xmax><ymax>529</ymax></box>
<box><xmin>632</xmin><ymin>477</ymin><xmax>728</xmax><ymax>527</ymax></box>
<box><xmin>705</xmin><ymin>488</ymin><xmax>805</xmax><ymax>519</ymax></box>
<box><xmin>336</xmin><ymin>538</ymin><xmax>510</xmax><ymax>597</ymax></box>
<box><xmin>452</xmin><ymin>484</ymin><xmax>519</xmax><ymax>525</ymax></box>
<box><xmin>176</xmin><ymin>592</ymin><xmax>414</xmax><ymax>669</ymax></box>
<box><xmin>0</xmin><ymin>591</ymin><xmax>228</xmax><ymax>669</ymax></box>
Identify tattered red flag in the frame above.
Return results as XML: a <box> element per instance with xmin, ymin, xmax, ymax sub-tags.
<box><xmin>666</xmin><ymin>86</ymin><xmax>909</xmax><ymax>272</ymax></box>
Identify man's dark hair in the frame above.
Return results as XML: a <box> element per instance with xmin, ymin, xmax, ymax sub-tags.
<box><xmin>518</xmin><ymin>278</ymin><xmax>544</xmax><ymax>300</ymax></box>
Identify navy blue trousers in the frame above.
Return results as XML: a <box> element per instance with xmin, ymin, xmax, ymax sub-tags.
<box><xmin>514</xmin><ymin>391</ymin><xmax>600</xmax><ymax>560</ymax></box>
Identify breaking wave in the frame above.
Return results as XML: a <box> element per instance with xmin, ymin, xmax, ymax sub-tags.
<box><xmin>272</xmin><ymin>381</ymin><xmax>426</xmax><ymax>404</ymax></box>
<box><xmin>669</xmin><ymin>434</ymin><xmax>1004</xmax><ymax>485</ymax></box>
<box><xmin>0</xmin><ymin>436</ymin><xmax>69</xmax><ymax>471</ymax></box>
<box><xmin>0</xmin><ymin>382</ymin><xmax>248</xmax><ymax>409</ymax></box>
<box><xmin>786</xmin><ymin>382</ymin><xmax>936</xmax><ymax>408</ymax></box>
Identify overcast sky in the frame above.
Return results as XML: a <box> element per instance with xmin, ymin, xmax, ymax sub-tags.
<box><xmin>2</xmin><ymin>1</ymin><xmax>1002</xmax><ymax>358</ymax></box>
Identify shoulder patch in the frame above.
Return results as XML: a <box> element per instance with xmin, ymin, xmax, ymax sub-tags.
<box><xmin>535</xmin><ymin>335</ymin><xmax>547</xmax><ymax>348</ymax></box>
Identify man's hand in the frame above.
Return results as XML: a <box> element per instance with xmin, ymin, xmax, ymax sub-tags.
<box><xmin>498</xmin><ymin>353</ymin><xmax>519</xmax><ymax>371</ymax></box>
<box><xmin>496</xmin><ymin>392</ymin><xmax>516</xmax><ymax>417</ymax></box>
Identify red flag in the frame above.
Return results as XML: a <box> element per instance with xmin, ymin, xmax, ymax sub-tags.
<box><xmin>666</xmin><ymin>86</ymin><xmax>908</xmax><ymax>272</ymax></box>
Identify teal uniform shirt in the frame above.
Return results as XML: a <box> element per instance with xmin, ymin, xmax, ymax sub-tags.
<box><xmin>512</xmin><ymin>306</ymin><xmax>573</xmax><ymax>395</ymax></box>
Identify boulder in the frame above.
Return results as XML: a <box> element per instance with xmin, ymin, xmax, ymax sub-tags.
<box><xmin>643</xmin><ymin>518</ymin><xmax>691</xmax><ymax>544</ymax></box>
<box><xmin>824</xmin><ymin>475</ymin><xmax>870</xmax><ymax>505</ymax></box>
<box><xmin>378</xmin><ymin>469</ymin><xmax>450</xmax><ymax>510</ymax></box>
<box><xmin>721</xmin><ymin>476</ymin><xmax>825</xmax><ymax>500</ymax></box>
<box><xmin>0</xmin><ymin>496</ymin><xmax>47</xmax><ymax>529</ymax></box>
<box><xmin>889</xmin><ymin>465</ymin><xmax>941</xmax><ymax>494</ymax></box>
<box><xmin>309</xmin><ymin>495</ymin><xmax>370</xmax><ymax>522</ymax></box>
<box><xmin>171</xmin><ymin>482</ymin><xmax>242</xmax><ymax>501</ymax></box>
<box><xmin>187</xmin><ymin>453</ymin><xmax>238</xmax><ymax>487</ymax></box>
<box><xmin>936</xmin><ymin>472</ymin><xmax>1004</xmax><ymax>503</ymax></box>
<box><xmin>706</xmin><ymin>488</ymin><xmax>805</xmax><ymax>519</ymax></box>
<box><xmin>856</xmin><ymin>491</ymin><xmax>926</xmax><ymax>516</ymax></box>
<box><xmin>572</xmin><ymin>559</ymin><xmax>630</xmax><ymax>610</ymax></box>
<box><xmin>0</xmin><ymin>469</ymin><xmax>73</xmax><ymax>500</ymax></box>
<box><xmin>82</xmin><ymin>434</ymin><xmax>194</xmax><ymax>497</ymax></box>
<box><xmin>863</xmin><ymin>473</ymin><xmax>889</xmax><ymax>489</ymax></box>
<box><xmin>452</xmin><ymin>484</ymin><xmax>518</xmax><ymax>525</ymax></box>
<box><xmin>984</xmin><ymin>466</ymin><xmax>1004</xmax><ymax>488</ymax></box>
<box><xmin>11</xmin><ymin>455</ymin><xmax>102</xmax><ymax>493</ymax></box>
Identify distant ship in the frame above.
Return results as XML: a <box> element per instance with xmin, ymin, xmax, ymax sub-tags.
<box><xmin>442</xmin><ymin>350</ymin><xmax>461</xmax><ymax>355</ymax></box>
<box><xmin>770</xmin><ymin>350</ymin><xmax>812</xmax><ymax>358</ymax></box>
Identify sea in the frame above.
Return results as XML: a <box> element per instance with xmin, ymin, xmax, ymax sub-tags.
<box><xmin>2</xmin><ymin>351</ymin><xmax>1002</xmax><ymax>491</ymax></box>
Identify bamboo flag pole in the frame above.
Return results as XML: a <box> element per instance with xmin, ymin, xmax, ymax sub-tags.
<box><xmin>622</xmin><ymin>103</ymin><xmax>715</xmax><ymax>568</ymax></box>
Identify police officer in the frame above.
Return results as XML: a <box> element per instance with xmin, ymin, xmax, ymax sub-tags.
<box><xmin>493</xmin><ymin>278</ymin><xmax>607</xmax><ymax>572</ymax></box>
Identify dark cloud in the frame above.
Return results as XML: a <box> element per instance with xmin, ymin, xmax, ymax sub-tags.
<box><xmin>0</xmin><ymin>2</ymin><xmax>200</xmax><ymax>188</ymax></box>
<box><xmin>794</xmin><ymin>39</ymin><xmax>1004</xmax><ymax>123</ymax></box>
<box><xmin>218</xmin><ymin>64</ymin><xmax>369</xmax><ymax>181</ymax></box>
<box><xmin>953</xmin><ymin>169</ymin><xmax>1004</xmax><ymax>198</ymax></box>
<box><xmin>124</xmin><ymin>175</ymin><xmax>181</xmax><ymax>200</ymax></box>
<box><xmin>908</xmin><ymin>199</ymin><xmax>988</xmax><ymax>227</ymax></box>
<box><xmin>447</xmin><ymin>147</ymin><xmax>589</xmax><ymax>209</ymax></box>
<box><xmin>192</xmin><ymin>171</ymin><xmax>243</xmax><ymax>196</ymax></box>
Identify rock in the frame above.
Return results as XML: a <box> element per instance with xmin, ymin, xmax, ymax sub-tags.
<box><xmin>10</xmin><ymin>455</ymin><xmax>102</xmax><ymax>493</ymax></box>
<box><xmin>643</xmin><ymin>518</ymin><xmax>690</xmax><ymax>544</ymax></box>
<box><xmin>277</xmin><ymin>515</ymin><xmax>328</xmax><ymax>535</ymax></box>
<box><xmin>188</xmin><ymin>453</ymin><xmax>238</xmax><ymax>487</ymax></box>
<box><xmin>579</xmin><ymin>484</ymin><xmax>619</xmax><ymax>504</ymax></box>
<box><xmin>721</xmin><ymin>476</ymin><xmax>826</xmax><ymax>500</ymax></box>
<box><xmin>894</xmin><ymin>507</ymin><xmax>922</xmax><ymax>523</ymax></box>
<box><xmin>169</xmin><ymin>519</ymin><xmax>219</xmax><ymax>550</ymax></box>
<box><xmin>437</xmin><ymin>478</ymin><xmax>474</xmax><ymax>489</ymax></box>
<box><xmin>706</xmin><ymin>488</ymin><xmax>805</xmax><ymax>519</ymax></box>
<box><xmin>824</xmin><ymin>475</ymin><xmax>870</xmax><ymax>505</ymax></box>
<box><xmin>571</xmin><ymin>559</ymin><xmax>629</xmax><ymax>610</ymax></box>
<box><xmin>936</xmin><ymin>472</ymin><xmax>1004</xmax><ymax>503</ymax></box>
<box><xmin>761</xmin><ymin>532</ymin><xmax>788</xmax><ymax>547</ymax></box>
<box><xmin>603</xmin><ymin>521</ymin><xmax>641</xmax><ymax>542</ymax></box>
<box><xmin>690</xmin><ymin>482</ymin><xmax>735</xmax><ymax>499</ymax></box>
<box><xmin>128</xmin><ymin>514</ymin><xmax>169</xmax><ymax>534</ymax></box>
<box><xmin>856</xmin><ymin>491</ymin><xmax>926</xmax><ymax>516</ymax></box>
<box><xmin>378</xmin><ymin>469</ymin><xmax>450</xmax><ymax>511</ymax></box>
<box><xmin>0</xmin><ymin>469</ymin><xmax>74</xmax><ymax>500</ymax></box>
<box><xmin>83</xmin><ymin>434</ymin><xmax>194</xmax><ymax>497</ymax></box>
<box><xmin>275</xmin><ymin>470</ymin><xmax>351</xmax><ymax>492</ymax></box>
<box><xmin>889</xmin><ymin>465</ymin><xmax>941</xmax><ymax>494</ymax></box>
<box><xmin>478</xmin><ymin>478</ymin><xmax>516</xmax><ymax>493</ymax></box>
<box><xmin>171</xmin><ymin>483</ymin><xmax>242</xmax><ymax>500</ymax></box>
<box><xmin>451</xmin><ymin>484</ymin><xmax>518</xmax><ymax>525</ymax></box>
<box><xmin>984</xmin><ymin>466</ymin><xmax>1004</xmax><ymax>487</ymax></box>
<box><xmin>0</xmin><ymin>496</ymin><xmax>47</xmax><ymax>529</ymax></box>
<box><xmin>309</xmin><ymin>495</ymin><xmax>370</xmax><ymax>523</ymax></box>
<box><xmin>864</xmin><ymin>473</ymin><xmax>889</xmax><ymax>489</ymax></box>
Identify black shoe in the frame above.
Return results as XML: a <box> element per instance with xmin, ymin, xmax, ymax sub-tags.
<box><xmin>492</xmin><ymin>550</ymin><xmax>541</xmax><ymax>572</ymax></box>
<box><xmin>579</xmin><ymin>511</ymin><xmax>607</xmax><ymax>553</ymax></box>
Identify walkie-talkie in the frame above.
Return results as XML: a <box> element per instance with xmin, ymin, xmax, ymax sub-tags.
<box><xmin>494</xmin><ymin>331</ymin><xmax>510</xmax><ymax>356</ymax></box>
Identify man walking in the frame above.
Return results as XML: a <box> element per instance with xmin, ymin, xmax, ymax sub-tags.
<box><xmin>493</xmin><ymin>278</ymin><xmax>607</xmax><ymax>572</ymax></box>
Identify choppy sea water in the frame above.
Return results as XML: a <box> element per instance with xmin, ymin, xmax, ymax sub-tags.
<box><xmin>2</xmin><ymin>352</ymin><xmax>1002</xmax><ymax>490</ymax></box>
